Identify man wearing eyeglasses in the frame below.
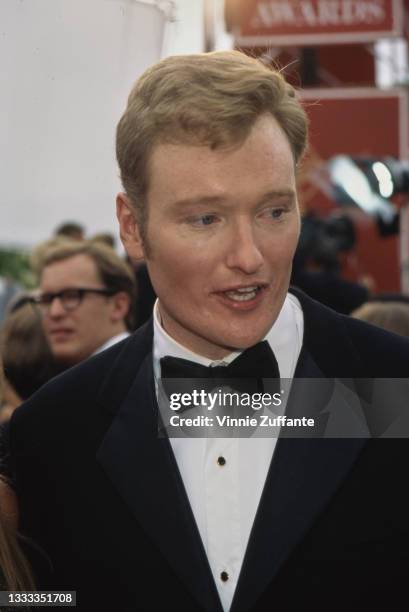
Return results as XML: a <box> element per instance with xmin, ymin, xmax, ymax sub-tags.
<box><xmin>33</xmin><ymin>240</ymin><xmax>136</xmax><ymax>366</ymax></box>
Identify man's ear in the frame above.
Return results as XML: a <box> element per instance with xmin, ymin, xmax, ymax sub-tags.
<box><xmin>110</xmin><ymin>291</ymin><xmax>131</xmax><ymax>325</ymax></box>
<box><xmin>116</xmin><ymin>193</ymin><xmax>144</xmax><ymax>262</ymax></box>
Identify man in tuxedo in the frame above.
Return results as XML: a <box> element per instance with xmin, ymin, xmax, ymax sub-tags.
<box><xmin>6</xmin><ymin>51</ymin><xmax>409</xmax><ymax>611</ymax></box>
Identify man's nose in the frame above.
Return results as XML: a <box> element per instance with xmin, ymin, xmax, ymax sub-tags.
<box><xmin>47</xmin><ymin>296</ymin><xmax>66</xmax><ymax>318</ymax></box>
<box><xmin>225</xmin><ymin>220</ymin><xmax>264</xmax><ymax>274</ymax></box>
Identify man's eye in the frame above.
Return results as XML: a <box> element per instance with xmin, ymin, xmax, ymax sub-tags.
<box><xmin>271</xmin><ymin>208</ymin><xmax>284</xmax><ymax>219</ymax></box>
<box><xmin>40</xmin><ymin>294</ymin><xmax>53</xmax><ymax>305</ymax></box>
<box><xmin>258</xmin><ymin>206</ymin><xmax>287</xmax><ymax>221</ymax></box>
<box><xmin>63</xmin><ymin>290</ymin><xmax>81</xmax><ymax>299</ymax></box>
<box><xmin>190</xmin><ymin>214</ymin><xmax>218</xmax><ymax>226</ymax></box>
<box><xmin>260</xmin><ymin>207</ymin><xmax>287</xmax><ymax>221</ymax></box>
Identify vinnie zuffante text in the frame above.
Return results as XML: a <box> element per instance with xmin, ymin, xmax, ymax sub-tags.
<box><xmin>167</xmin><ymin>389</ymin><xmax>315</xmax><ymax>429</ymax></box>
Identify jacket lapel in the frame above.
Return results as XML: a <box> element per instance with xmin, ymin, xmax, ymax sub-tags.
<box><xmin>231</xmin><ymin>435</ymin><xmax>366</xmax><ymax>612</ymax></box>
<box><xmin>96</xmin><ymin>325</ymin><xmax>222</xmax><ymax>612</ymax></box>
<box><xmin>231</xmin><ymin>291</ymin><xmax>369</xmax><ymax>611</ymax></box>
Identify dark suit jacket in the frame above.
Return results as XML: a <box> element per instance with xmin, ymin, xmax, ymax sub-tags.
<box><xmin>5</xmin><ymin>289</ymin><xmax>409</xmax><ymax>611</ymax></box>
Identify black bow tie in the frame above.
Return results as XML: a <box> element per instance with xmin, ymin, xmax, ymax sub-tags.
<box><xmin>160</xmin><ymin>341</ymin><xmax>280</xmax><ymax>389</ymax></box>
<box><xmin>159</xmin><ymin>342</ymin><xmax>280</xmax><ymax>435</ymax></box>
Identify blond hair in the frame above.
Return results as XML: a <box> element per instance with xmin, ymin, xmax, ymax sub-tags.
<box><xmin>30</xmin><ymin>236</ymin><xmax>74</xmax><ymax>278</ymax></box>
<box><xmin>352</xmin><ymin>301</ymin><xmax>409</xmax><ymax>338</ymax></box>
<box><xmin>116</xmin><ymin>50</ymin><xmax>308</xmax><ymax>228</ymax></box>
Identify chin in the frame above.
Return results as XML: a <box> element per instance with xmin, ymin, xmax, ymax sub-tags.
<box><xmin>54</xmin><ymin>351</ymin><xmax>78</xmax><ymax>366</ymax></box>
<box><xmin>226</xmin><ymin>321</ymin><xmax>274</xmax><ymax>346</ymax></box>
<box><xmin>215</xmin><ymin>330</ymin><xmax>268</xmax><ymax>352</ymax></box>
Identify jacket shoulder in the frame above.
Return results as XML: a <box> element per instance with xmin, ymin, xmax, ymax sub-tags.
<box><xmin>342</xmin><ymin>313</ymin><xmax>409</xmax><ymax>370</ymax></box>
<box><xmin>9</xmin><ymin>323</ymin><xmax>152</xmax><ymax>446</ymax></box>
<box><xmin>290</xmin><ymin>287</ymin><xmax>409</xmax><ymax>377</ymax></box>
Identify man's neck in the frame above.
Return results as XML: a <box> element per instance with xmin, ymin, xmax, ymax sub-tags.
<box><xmin>156</xmin><ymin>302</ymin><xmax>240</xmax><ymax>362</ymax></box>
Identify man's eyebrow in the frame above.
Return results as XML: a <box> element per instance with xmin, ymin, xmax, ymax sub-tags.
<box><xmin>168</xmin><ymin>195</ymin><xmax>226</xmax><ymax>210</ymax></box>
<box><xmin>257</xmin><ymin>189</ymin><xmax>296</xmax><ymax>203</ymax></box>
<box><xmin>168</xmin><ymin>190</ymin><xmax>296</xmax><ymax>210</ymax></box>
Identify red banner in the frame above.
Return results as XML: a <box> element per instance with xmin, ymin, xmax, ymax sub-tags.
<box><xmin>234</xmin><ymin>0</ymin><xmax>403</xmax><ymax>46</ymax></box>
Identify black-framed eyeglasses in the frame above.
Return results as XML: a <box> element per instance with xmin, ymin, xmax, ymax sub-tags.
<box><xmin>32</xmin><ymin>287</ymin><xmax>116</xmax><ymax>313</ymax></box>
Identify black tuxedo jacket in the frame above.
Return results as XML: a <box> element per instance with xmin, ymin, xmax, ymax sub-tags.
<box><xmin>6</xmin><ymin>290</ymin><xmax>409</xmax><ymax>611</ymax></box>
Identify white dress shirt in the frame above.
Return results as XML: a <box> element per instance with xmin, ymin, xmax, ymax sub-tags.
<box><xmin>153</xmin><ymin>294</ymin><xmax>303</xmax><ymax>611</ymax></box>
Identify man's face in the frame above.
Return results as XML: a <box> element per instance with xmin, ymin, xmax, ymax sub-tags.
<box><xmin>40</xmin><ymin>254</ymin><xmax>121</xmax><ymax>365</ymax></box>
<box><xmin>119</xmin><ymin>114</ymin><xmax>300</xmax><ymax>359</ymax></box>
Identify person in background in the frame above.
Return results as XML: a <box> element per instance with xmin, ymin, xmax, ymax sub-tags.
<box><xmin>0</xmin><ymin>278</ymin><xmax>23</xmax><ymax>324</ymax></box>
<box><xmin>90</xmin><ymin>232</ymin><xmax>117</xmax><ymax>250</ymax></box>
<box><xmin>32</xmin><ymin>240</ymin><xmax>136</xmax><ymax>367</ymax></box>
<box><xmin>0</xmin><ymin>376</ymin><xmax>20</xmax><ymax>424</ymax></box>
<box><xmin>54</xmin><ymin>221</ymin><xmax>85</xmax><ymax>241</ymax></box>
<box><xmin>0</xmin><ymin>296</ymin><xmax>59</xmax><ymax>421</ymax></box>
<box><xmin>352</xmin><ymin>300</ymin><xmax>409</xmax><ymax>337</ymax></box>
<box><xmin>0</xmin><ymin>297</ymin><xmax>54</xmax><ymax>593</ymax></box>
<box><xmin>0</xmin><ymin>478</ymin><xmax>34</xmax><ymax>597</ymax></box>
<box><xmin>291</xmin><ymin>213</ymin><xmax>370</xmax><ymax>314</ymax></box>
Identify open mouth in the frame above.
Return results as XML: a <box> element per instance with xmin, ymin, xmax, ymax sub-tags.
<box><xmin>223</xmin><ymin>285</ymin><xmax>264</xmax><ymax>302</ymax></box>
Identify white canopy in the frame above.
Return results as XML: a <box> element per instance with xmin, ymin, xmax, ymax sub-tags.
<box><xmin>0</xmin><ymin>0</ymin><xmax>167</xmax><ymax>248</ymax></box>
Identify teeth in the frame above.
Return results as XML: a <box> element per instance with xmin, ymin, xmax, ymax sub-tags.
<box><xmin>225</xmin><ymin>286</ymin><xmax>260</xmax><ymax>302</ymax></box>
<box><xmin>236</xmin><ymin>286</ymin><xmax>258</xmax><ymax>293</ymax></box>
<box><xmin>227</xmin><ymin>292</ymin><xmax>256</xmax><ymax>302</ymax></box>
